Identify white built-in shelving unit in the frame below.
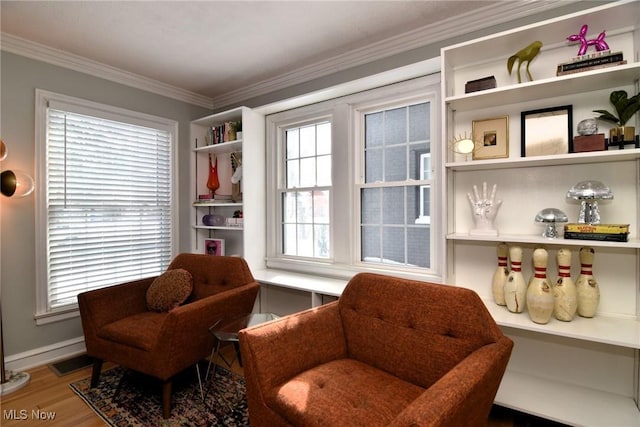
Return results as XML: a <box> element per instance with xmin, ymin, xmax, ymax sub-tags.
<box><xmin>189</xmin><ymin>107</ymin><xmax>265</xmax><ymax>271</ymax></box>
<box><xmin>442</xmin><ymin>1</ymin><xmax>639</xmax><ymax>425</ymax></box>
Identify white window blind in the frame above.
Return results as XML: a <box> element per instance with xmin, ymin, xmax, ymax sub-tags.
<box><xmin>43</xmin><ymin>104</ymin><xmax>174</xmax><ymax>311</ymax></box>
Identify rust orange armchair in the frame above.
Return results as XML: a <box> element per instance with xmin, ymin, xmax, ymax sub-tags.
<box><xmin>78</xmin><ymin>254</ymin><xmax>259</xmax><ymax>418</ymax></box>
<box><xmin>239</xmin><ymin>272</ymin><xmax>513</xmax><ymax>427</ymax></box>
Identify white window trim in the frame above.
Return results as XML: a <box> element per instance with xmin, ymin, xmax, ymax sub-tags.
<box><xmin>266</xmin><ymin>74</ymin><xmax>444</xmax><ymax>282</ymax></box>
<box><xmin>34</xmin><ymin>89</ymin><xmax>179</xmax><ymax>325</ymax></box>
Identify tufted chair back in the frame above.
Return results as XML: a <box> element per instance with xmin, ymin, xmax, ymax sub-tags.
<box><xmin>339</xmin><ymin>272</ymin><xmax>504</xmax><ymax>389</ymax></box>
<box><xmin>168</xmin><ymin>254</ymin><xmax>256</xmax><ymax>301</ymax></box>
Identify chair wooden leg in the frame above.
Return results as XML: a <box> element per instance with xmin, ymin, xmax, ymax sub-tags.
<box><xmin>90</xmin><ymin>359</ymin><xmax>103</xmax><ymax>388</ymax></box>
<box><xmin>162</xmin><ymin>380</ymin><xmax>172</xmax><ymax>419</ymax></box>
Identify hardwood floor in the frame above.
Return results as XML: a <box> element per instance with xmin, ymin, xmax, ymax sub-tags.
<box><xmin>1</xmin><ymin>345</ymin><xmax>564</xmax><ymax>427</ymax></box>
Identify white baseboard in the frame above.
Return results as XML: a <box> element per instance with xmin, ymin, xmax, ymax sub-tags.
<box><xmin>5</xmin><ymin>337</ymin><xmax>86</xmax><ymax>372</ymax></box>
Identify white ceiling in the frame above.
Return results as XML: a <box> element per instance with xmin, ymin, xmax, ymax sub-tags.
<box><xmin>1</xmin><ymin>1</ymin><xmax>569</xmax><ymax>108</ymax></box>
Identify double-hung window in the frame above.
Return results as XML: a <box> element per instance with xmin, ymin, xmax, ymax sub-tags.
<box><xmin>266</xmin><ymin>75</ymin><xmax>442</xmax><ymax>280</ymax></box>
<box><xmin>34</xmin><ymin>90</ymin><xmax>178</xmax><ymax>324</ymax></box>
<box><xmin>359</xmin><ymin>101</ymin><xmax>432</xmax><ymax>268</ymax></box>
<box><xmin>282</xmin><ymin>121</ymin><xmax>332</xmax><ymax>258</ymax></box>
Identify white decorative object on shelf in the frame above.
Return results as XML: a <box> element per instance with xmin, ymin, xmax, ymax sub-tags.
<box><xmin>504</xmin><ymin>246</ymin><xmax>526</xmax><ymax>313</ymax></box>
<box><xmin>467</xmin><ymin>182</ymin><xmax>501</xmax><ymax>236</ymax></box>
<box><xmin>492</xmin><ymin>243</ymin><xmax>509</xmax><ymax>306</ymax></box>
<box><xmin>576</xmin><ymin>246</ymin><xmax>600</xmax><ymax>318</ymax></box>
<box><xmin>526</xmin><ymin>248</ymin><xmax>554</xmax><ymax>324</ymax></box>
<box><xmin>553</xmin><ymin>248</ymin><xmax>577</xmax><ymax>321</ymax></box>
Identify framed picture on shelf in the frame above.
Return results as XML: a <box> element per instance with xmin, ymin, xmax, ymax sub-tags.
<box><xmin>472</xmin><ymin>116</ymin><xmax>509</xmax><ymax>160</ymax></box>
<box><xmin>521</xmin><ymin>105</ymin><xmax>573</xmax><ymax>157</ymax></box>
<box><xmin>204</xmin><ymin>238</ymin><xmax>225</xmax><ymax>256</ymax></box>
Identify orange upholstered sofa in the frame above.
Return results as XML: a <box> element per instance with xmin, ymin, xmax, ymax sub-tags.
<box><xmin>78</xmin><ymin>254</ymin><xmax>259</xmax><ymax>418</ymax></box>
<box><xmin>239</xmin><ymin>272</ymin><xmax>513</xmax><ymax>427</ymax></box>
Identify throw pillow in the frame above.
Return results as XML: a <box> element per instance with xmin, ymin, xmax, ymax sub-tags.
<box><xmin>146</xmin><ymin>268</ymin><xmax>193</xmax><ymax>312</ymax></box>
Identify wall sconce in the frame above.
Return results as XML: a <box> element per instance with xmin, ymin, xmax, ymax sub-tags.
<box><xmin>0</xmin><ymin>140</ymin><xmax>35</xmax><ymax>198</ymax></box>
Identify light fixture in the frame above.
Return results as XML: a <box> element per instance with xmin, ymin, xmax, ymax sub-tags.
<box><xmin>566</xmin><ymin>180</ymin><xmax>613</xmax><ymax>224</ymax></box>
<box><xmin>0</xmin><ymin>140</ymin><xmax>35</xmax><ymax>198</ymax></box>
<box><xmin>0</xmin><ymin>138</ymin><xmax>32</xmax><ymax>395</ymax></box>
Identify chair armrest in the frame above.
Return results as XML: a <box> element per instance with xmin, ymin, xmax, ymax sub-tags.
<box><xmin>154</xmin><ymin>281</ymin><xmax>260</xmax><ymax>372</ymax></box>
<box><xmin>390</xmin><ymin>336</ymin><xmax>513</xmax><ymax>427</ymax></box>
<box><xmin>239</xmin><ymin>302</ymin><xmax>347</xmax><ymax>393</ymax></box>
<box><xmin>78</xmin><ymin>277</ymin><xmax>154</xmax><ymax>331</ymax></box>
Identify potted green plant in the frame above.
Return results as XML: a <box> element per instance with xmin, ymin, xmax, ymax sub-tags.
<box><xmin>593</xmin><ymin>90</ymin><xmax>640</xmax><ymax>142</ymax></box>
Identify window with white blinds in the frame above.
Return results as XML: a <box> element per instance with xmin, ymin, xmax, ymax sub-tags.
<box><xmin>35</xmin><ymin>90</ymin><xmax>177</xmax><ymax>322</ymax></box>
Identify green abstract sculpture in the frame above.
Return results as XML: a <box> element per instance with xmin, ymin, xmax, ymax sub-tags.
<box><xmin>507</xmin><ymin>41</ymin><xmax>542</xmax><ymax>83</ymax></box>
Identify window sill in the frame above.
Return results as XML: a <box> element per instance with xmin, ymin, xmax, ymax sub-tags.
<box><xmin>34</xmin><ymin>306</ymin><xmax>80</xmax><ymax>326</ymax></box>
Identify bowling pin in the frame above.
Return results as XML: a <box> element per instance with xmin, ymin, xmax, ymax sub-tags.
<box><xmin>492</xmin><ymin>243</ymin><xmax>509</xmax><ymax>306</ymax></box>
<box><xmin>576</xmin><ymin>246</ymin><xmax>600</xmax><ymax>318</ymax></box>
<box><xmin>504</xmin><ymin>246</ymin><xmax>526</xmax><ymax>313</ymax></box>
<box><xmin>526</xmin><ymin>248</ymin><xmax>554</xmax><ymax>324</ymax></box>
<box><xmin>553</xmin><ymin>248</ymin><xmax>577</xmax><ymax>321</ymax></box>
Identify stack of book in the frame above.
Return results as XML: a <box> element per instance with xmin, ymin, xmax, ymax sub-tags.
<box><xmin>556</xmin><ymin>50</ymin><xmax>625</xmax><ymax>76</ymax></box>
<box><xmin>207</xmin><ymin>122</ymin><xmax>238</xmax><ymax>145</ymax></box>
<box><xmin>564</xmin><ymin>223</ymin><xmax>629</xmax><ymax>242</ymax></box>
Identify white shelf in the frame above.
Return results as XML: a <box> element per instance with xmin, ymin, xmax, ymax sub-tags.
<box><xmin>446</xmin><ymin>148</ymin><xmax>640</xmax><ymax>171</ymax></box>
<box><xmin>442</xmin><ymin>1</ymin><xmax>640</xmax><ymax>422</ymax></box>
<box><xmin>481</xmin><ymin>297</ymin><xmax>640</xmax><ymax>349</ymax></box>
<box><xmin>252</xmin><ymin>269</ymin><xmax>348</xmax><ymax>298</ymax></box>
<box><xmin>193</xmin><ymin>139</ymin><xmax>242</xmax><ymax>154</ymax></box>
<box><xmin>445</xmin><ymin>63</ymin><xmax>640</xmax><ymax>112</ymax></box>
<box><xmin>192</xmin><ymin>225</ymin><xmax>243</xmax><ymax>231</ymax></box>
<box><xmin>496</xmin><ymin>370</ymin><xmax>640</xmax><ymax>427</ymax></box>
<box><xmin>447</xmin><ymin>233</ymin><xmax>640</xmax><ymax>249</ymax></box>
<box><xmin>192</xmin><ymin>201</ymin><xmax>243</xmax><ymax>207</ymax></box>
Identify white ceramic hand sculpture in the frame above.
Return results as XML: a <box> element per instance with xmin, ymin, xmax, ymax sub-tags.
<box><xmin>467</xmin><ymin>182</ymin><xmax>502</xmax><ymax>236</ymax></box>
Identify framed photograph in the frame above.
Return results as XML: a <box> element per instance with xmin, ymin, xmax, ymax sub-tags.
<box><xmin>521</xmin><ymin>105</ymin><xmax>573</xmax><ymax>157</ymax></box>
<box><xmin>472</xmin><ymin>116</ymin><xmax>509</xmax><ymax>160</ymax></box>
<box><xmin>204</xmin><ymin>238</ymin><xmax>225</xmax><ymax>256</ymax></box>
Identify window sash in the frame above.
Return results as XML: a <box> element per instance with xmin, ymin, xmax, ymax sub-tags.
<box><xmin>36</xmin><ymin>91</ymin><xmax>176</xmax><ymax>316</ymax></box>
<box><xmin>265</xmin><ymin>75</ymin><xmax>442</xmax><ymax>281</ymax></box>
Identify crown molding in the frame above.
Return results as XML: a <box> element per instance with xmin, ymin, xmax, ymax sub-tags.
<box><xmin>211</xmin><ymin>0</ymin><xmax>578</xmax><ymax>107</ymax></box>
<box><xmin>1</xmin><ymin>32</ymin><xmax>214</xmax><ymax>109</ymax></box>
<box><xmin>1</xmin><ymin>0</ymin><xmax>577</xmax><ymax>110</ymax></box>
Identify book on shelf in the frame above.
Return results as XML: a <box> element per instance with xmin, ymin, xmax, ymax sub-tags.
<box><xmin>557</xmin><ymin>51</ymin><xmax>623</xmax><ymax>71</ymax></box>
<box><xmin>556</xmin><ymin>60</ymin><xmax>627</xmax><ymax>76</ymax></box>
<box><xmin>564</xmin><ymin>231</ymin><xmax>629</xmax><ymax>242</ymax></box>
<box><xmin>564</xmin><ymin>223</ymin><xmax>629</xmax><ymax>233</ymax></box>
<box><xmin>206</xmin><ymin>121</ymin><xmax>239</xmax><ymax>145</ymax></box>
<box><xmin>568</xmin><ymin>49</ymin><xmax>614</xmax><ymax>62</ymax></box>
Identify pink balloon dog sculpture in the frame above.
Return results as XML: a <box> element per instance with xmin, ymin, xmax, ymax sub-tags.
<box><xmin>567</xmin><ymin>24</ymin><xmax>609</xmax><ymax>56</ymax></box>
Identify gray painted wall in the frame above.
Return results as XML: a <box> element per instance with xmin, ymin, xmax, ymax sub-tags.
<box><xmin>0</xmin><ymin>0</ymin><xmax>603</xmax><ymax>361</ymax></box>
<box><xmin>0</xmin><ymin>51</ymin><xmax>211</xmax><ymax>357</ymax></box>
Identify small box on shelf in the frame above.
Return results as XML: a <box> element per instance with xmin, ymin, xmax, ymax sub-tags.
<box><xmin>573</xmin><ymin>134</ymin><xmax>606</xmax><ymax>152</ymax></box>
<box><xmin>464</xmin><ymin>76</ymin><xmax>496</xmax><ymax>93</ymax></box>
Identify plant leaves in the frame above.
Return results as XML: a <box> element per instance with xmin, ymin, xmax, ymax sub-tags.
<box><xmin>592</xmin><ymin>109</ymin><xmax>619</xmax><ymax>124</ymax></box>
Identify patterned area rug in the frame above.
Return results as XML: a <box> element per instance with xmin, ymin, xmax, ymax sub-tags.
<box><xmin>69</xmin><ymin>364</ymin><xmax>249</xmax><ymax>426</ymax></box>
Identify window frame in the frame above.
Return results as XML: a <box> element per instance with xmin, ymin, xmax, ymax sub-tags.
<box><xmin>266</xmin><ymin>74</ymin><xmax>443</xmax><ymax>281</ymax></box>
<box><xmin>353</xmin><ymin>94</ymin><xmax>438</xmax><ymax>273</ymax></box>
<box><xmin>34</xmin><ymin>89</ymin><xmax>179</xmax><ymax>325</ymax></box>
